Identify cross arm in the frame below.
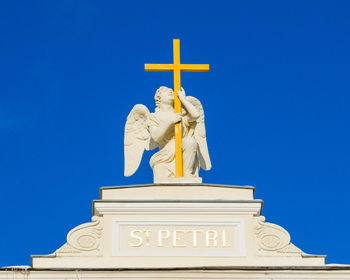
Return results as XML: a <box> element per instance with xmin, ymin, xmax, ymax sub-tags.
<box><xmin>180</xmin><ymin>64</ymin><xmax>209</xmax><ymax>72</ymax></box>
<box><xmin>145</xmin><ymin>64</ymin><xmax>174</xmax><ymax>72</ymax></box>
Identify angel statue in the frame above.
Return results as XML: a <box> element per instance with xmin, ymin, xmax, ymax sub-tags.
<box><xmin>124</xmin><ymin>86</ymin><xmax>211</xmax><ymax>182</ymax></box>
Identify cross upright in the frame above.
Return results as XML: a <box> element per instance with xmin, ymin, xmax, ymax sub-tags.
<box><xmin>145</xmin><ymin>39</ymin><xmax>209</xmax><ymax>177</ymax></box>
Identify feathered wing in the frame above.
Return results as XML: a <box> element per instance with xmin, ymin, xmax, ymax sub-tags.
<box><xmin>186</xmin><ymin>96</ymin><xmax>212</xmax><ymax>171</ymax></box>
<box><xmin>124</xmin><ymin>104</ymin><xmax>157</xmax><ymax>176</ymax></box>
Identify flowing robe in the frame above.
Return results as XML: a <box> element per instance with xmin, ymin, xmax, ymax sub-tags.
<box><xmin>148</xmin><ymin>112</ymin><xmax>199</xmax><ymax>178</ymax></box>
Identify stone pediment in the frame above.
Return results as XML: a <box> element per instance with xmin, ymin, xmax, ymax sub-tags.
<box><xmin>31</xmin><ymin>183</ymin><xmax>325</xmax><ymax>269</ymax></box>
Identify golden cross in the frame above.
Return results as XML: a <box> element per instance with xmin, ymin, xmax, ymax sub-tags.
<box><xmin>145</xmin><ymin>39</ymin><xmax>209</xmax><ymax>177</ymax></box>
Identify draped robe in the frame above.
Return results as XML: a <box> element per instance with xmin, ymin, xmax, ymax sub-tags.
<box><xmin>148</xmin><ymin>111</ymin><xmax>199</xmax><ymax>178</ymax></box>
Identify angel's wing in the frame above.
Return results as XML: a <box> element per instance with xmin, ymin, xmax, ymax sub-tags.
<box><xmin>124</xmin><ymin>104</ymin><xmax>157</xmax><ymax>177</ymax></box>
<box><xmin>186</xmin><ymin>96</ymin><xmax>212</xmax><ymax>171</ymax></box>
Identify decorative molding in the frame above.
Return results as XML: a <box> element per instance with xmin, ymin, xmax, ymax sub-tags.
<box><xmin>55</xmin><ymin>216</ymin><xmax>103</xmax><ymax>257</ymax></box>
<box><xmin>112</xmin><ymin>218</ymin><xmax>246</xmax><ymax>257</ymax></box>
<box><xmin>254</xmin><ymin>216</ymin><xmax>302</xmax><ymax>256</ymax></box>
<box><xmin>154</xmin><ymin>177</ymin><xmax>202</xmax><ymax>184</ymax></box>
<box><xmin>94</xmin><ymin>201</ymin><xmax>262</xmax><ymax>216</ymax></box>
<box><xmin>4</xmin><ymin>268</ymin><xmax>350</xmax><ymax>280</ymax></box>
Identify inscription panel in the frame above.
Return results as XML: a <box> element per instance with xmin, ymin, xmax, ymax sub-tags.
<box><xmin>112</xmin><ymin>218</ymin><xmax>246</xmax><ymax>256</ymax></box>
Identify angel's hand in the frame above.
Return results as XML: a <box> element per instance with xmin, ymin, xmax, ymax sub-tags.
<box><xmin>169</xmin><ymin>113</ymin><xmax>182</xmax><ymax>124</ymax></box>
<box><xmin>177</xmin><ymin>88</ymin><xmax>186</xmax><ymax>102</ymax></box>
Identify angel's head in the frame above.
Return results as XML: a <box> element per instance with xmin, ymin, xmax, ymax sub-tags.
<box><xmin>155</xmin><ymin>86</ymin><xmax>174</xmax><ymax>111</ymax></box>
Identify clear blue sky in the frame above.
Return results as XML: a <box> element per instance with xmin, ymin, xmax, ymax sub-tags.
<box><xmin>0</xmin><ymin>0</ymin><xmax>349</xmax><ymax>266</ymax></box>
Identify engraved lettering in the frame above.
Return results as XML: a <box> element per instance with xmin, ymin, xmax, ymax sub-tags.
<box><xmin>158</xmin><ymin>230</ymin><xmax>170</xmax><ymax>247</ymax></box>
<box><xmin>129</xmin><ymin>230</ymin><xmax>143</xmax><ymax>247</ymax></box>
<box><xmin>187</xmin><ymin>230</ymin><xmax>203</xmax><ymax>247</ymax></box>
<box><xmin>127</xmin><ymin>227</ymin><xmax>234</xmax><ymax>249</ymax></box>
<box><xmin>205</xmin><ymin>230</ymin><xmax>218</xmax><ymax>247</ymax></box>
<box><xmin>222</xmin><ymin>229</ymin><xmax>227</xmax><ymax>247</ymax></box>
<box><xmin>145</xmin><ymin>230</ymin><xmax>152</xmax><ymax>241</ymax></box>
<box><xmin>173</xmin><ymin>230</ymin><xmax>186</xmax><ymax>247</ymax></box>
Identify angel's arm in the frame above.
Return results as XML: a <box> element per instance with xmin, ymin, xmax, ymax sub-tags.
<box><xmin>177</xmin><ymin>88</ymin><xmax>200</xmax><ymax>121</ymax></box>
<box><xmin>149</xmin><ymin>113</ymin><xmax>181</xmax><ymax>144</ymax></box>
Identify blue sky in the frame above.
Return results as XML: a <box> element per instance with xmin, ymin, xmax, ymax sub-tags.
<box><xmin>0</xmin><ymin>0</ymin><xmax>349</xmax><ymax>266</ymax></box>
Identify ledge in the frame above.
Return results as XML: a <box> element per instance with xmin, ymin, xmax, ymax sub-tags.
<box><xmin>100</xmin><ymin>183</ymin><xmax>256</xmax><ymax>197</ymax></box>
<box><xmin>93</xmin><ymin>200</ymin><xmax>263</xmax><ymax>216</ymax></box>
<box><xmin>3</xmin><ymin>265</ymin><xmax>350</xmax><ymax>271</ymax></box>
<box><xmin>99</xmin><ymin>183</ymin><xmax>256</xmax><ymax>202</ymax></box>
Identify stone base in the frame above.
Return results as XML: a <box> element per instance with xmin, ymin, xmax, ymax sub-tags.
<box><xmin>3</xmin><ymin>267</ymin><xmax>350</xmax><ymax>280</ymax></box>
<box><xmin>31</xmin><ymin>183</ymin><xmax>326</xmax><ymax>269</ymax></box>
<box><xmin>154</xmin><ymin>176</ymin><xmax>202</xmax><ymax>183</ymax></box>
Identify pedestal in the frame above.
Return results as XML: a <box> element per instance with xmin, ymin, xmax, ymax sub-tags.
<box><xmin>31</xmin><ymin>183</ymin><xmax>326</xmax><ymax>269</ymax></box>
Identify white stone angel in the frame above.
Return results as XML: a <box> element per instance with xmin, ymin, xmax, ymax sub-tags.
<box><xmin>124</xmin><ymin>86</ymin><xmax>211</xmax><ymax>182</ymax></box>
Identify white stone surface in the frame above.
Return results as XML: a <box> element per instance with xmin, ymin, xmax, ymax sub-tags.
<box><xmin>111</xmin><ymin>218</ymin><xmax>246</xmax><ymax>257</ymax></box>
<box><xmin>124</xmin><ymin>87</ymin><xmax>211</xmax><ymax>182</ymax></box>
<box><xmin>100</xmin><ymin>184</ymin><xmax>255</xmax><ymax>200</ymax></box>
<box><xmin>154</xmin><ymin>176</ymin><xmax>202</xmax><ymax>183</ymax></box>
<box><xmin>2</xmin><ymin>268</ymin><xmax>350</xmax><ymax>280</ymax></box>
<box><xmin>31</xmin><ymin>183</ymin><xmax>327</xmax><ymax>269</ymax></box>
<box><xmin>93</xmin><ymin>201</ymin><xmax>262</xmax><ymax>216</ymax></box>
